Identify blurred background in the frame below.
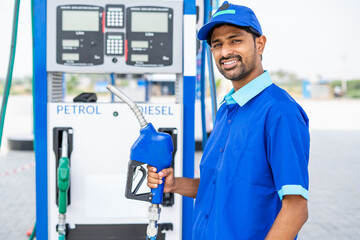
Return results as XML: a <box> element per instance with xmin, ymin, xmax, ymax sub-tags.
<box><xmin>0</xmin><ymin>0</ymin><xmax>359</xmax><ymax>239</ymax></box>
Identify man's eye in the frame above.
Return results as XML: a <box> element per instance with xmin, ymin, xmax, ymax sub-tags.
<box><xmin>232</xmin><ymin>39</ymin><xmax>242</xmax><ymax>43</ymax></box>
<box><xmin>212</xmin><ymin>43</ymin><xmax>221</xmax><ymax>48</ymax></box>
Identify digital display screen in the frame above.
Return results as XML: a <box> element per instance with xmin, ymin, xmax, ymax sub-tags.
<box><xmin>108</xmin><ymin>7</ymin><xmax>123</xmax><ymax>12</ymax></box>
<box><xmin>62</xmin><ymin>10</ymin><xmax>99</xmax><ymax>31</ymax></box>
<box><xmin>131</xmin><ymin>54</ymin><xmax>148</xmax><ymax>62</ymax></box>
<box><xmin>62</xmin><ymin>39</ymin><xmax>80</xmax><ymax>47</ymax></box>
<box><xmin>131</xmin><ymin>41</ymin><xmax>149</xmax><ymax>48</ymax></box>
<box><xmin>62</xmin><ymin>53</ymin><xmax>79</xmax><ymax>61</ymax></box>
<box><xmin>109</xmin><ymin>35</ymin><xmax>123</xmax><ymax>40</ymax></box>
<box><xmin>131</xmin><ymin>12</ymin><xmax>168</xmax><ymax>33</ymax></box>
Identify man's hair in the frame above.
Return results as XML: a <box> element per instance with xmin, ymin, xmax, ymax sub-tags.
<box><xmin>206</xmin><ymin>24</ymin><xmax>261</xmax><ymax>46</ymax></box>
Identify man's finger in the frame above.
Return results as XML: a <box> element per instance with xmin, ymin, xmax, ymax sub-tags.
<box><xmin>148</xmin><ymin>171</ymin><xmax>160</xmax><ymax>179</ymax></box>
<box><xmin>160</xmin><ymin>168</ymin><xmax>173</xmax><ymax>178</ymax></box>
<box><xmin>147</xmin><ymin>175</ymin><xmax>161</xmax><ymax>184</ymax></box>
<box><xmin>147</xmin><ymin>182</ymin><xmax>158</xmax><ymax>189</ymax></box>
<box><xmin>159</xmin><ymin>168</ymin><xmax>169</xmax><ymax>178</ymax></box>
<box><xmin>147</xmin><ymin>165</ymin><xmax>157</xmax><ymax>173</ymax></box>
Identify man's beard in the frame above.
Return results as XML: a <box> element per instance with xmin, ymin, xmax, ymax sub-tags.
<box><xmin>217</xmin><ymin>52</ymin><xmax>256</xmax><ymax>82</ymax></box>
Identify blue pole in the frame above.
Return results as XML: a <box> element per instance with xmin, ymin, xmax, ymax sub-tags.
<box><xmin>33</xmin><ymin>0</ymin><xmax>48</xmax><ymax>239</ymax></box>
<box><xmin>200</xmin><ymin>42</ymin><xmax>207</xmax><ymax>148</ymax></box>
<box><xmin>206</xmin><ymin>43</ymin><xmax>217</xmax><ymax>125</ymax></box>
<box><xmin>145</xmin><ymin>79</ymin><xmax>150</xmax><ymax>102</ymax></box>
<box><xmin>183</xmin><ymin>1</ymin><xmax>196</xmax><ymax>239</ymax></box>
<box><xmin>182</xmin><ymin>75</ymin><xmax>195</xmax><ymax>240</ymax></box>
<box><xmin>62</xmin><ymin>73</ymin><xmax>66</xmax><ymax>101</ymax></box>
<box><xmin>200</xmin><ymin>0</ymin><xmax>213</xmax><ymax>148</ymax></box>
<box><xmin>110</xmin><ymin>73</ymin><xmax>115</xmax><ymax>102</ymax></box>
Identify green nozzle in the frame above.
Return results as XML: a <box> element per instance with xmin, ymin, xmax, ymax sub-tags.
<box><xmin>58</xmin><ymin>157</ymin><xmax>70</xmax><ymax>214</ymax></box>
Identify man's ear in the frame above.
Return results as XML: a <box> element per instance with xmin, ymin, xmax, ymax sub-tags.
<box><xmin>256</xmin><ymin>35</ymin><xmax>267</xmax><ymax>55</ymax></box>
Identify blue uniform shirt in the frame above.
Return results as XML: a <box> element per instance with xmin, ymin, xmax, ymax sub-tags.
<box><xmin>193</xmin><ymin>71</ymin><xmax>310</xmax><ymax>240</ymax></box>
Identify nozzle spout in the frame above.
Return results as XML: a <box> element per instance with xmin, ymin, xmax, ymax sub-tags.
<box><xmin>147</xmin><ymin>204</ymin><xmax>161</xmax><ymax>239</ymax></box>
<box><xmin>61</xmin><ymin>131</ymin><xmax>68</xmax><ymax>158</ymax></box>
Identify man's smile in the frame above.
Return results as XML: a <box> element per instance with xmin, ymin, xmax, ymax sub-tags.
<box><xmin>222</xmin><ymin>59</ymin><xmax>238</xmax><ymax>69</ymax></box>
<box><xmin>220</xmin><ymin>57</ymin><xmax>241</xmax><ymax>70</ymax></box>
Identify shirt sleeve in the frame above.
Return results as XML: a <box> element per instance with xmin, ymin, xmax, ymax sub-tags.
<box><xmin>267</xmin><ymin>114</ymin><xmax>310</xmax><ymax>200</ymax></box>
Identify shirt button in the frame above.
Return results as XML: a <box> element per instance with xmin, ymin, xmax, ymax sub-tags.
<box><xmin>220</xmin><ymin>148</ymin><xmax>224</xmax><ymax>153</ymax></box>
<box><xmin>228</xmin><ymin>119</ymin><xmax>231</xmax><ymax>124</ymax></box>
<box><xmin>213</xmin><ymin>180</ymin><xmax>216</xmax><ymax>184</ymax></box>
<box><xmin>205</xmin><ymin>214</ymin><xmax>209</xmax><ymax>219</ymax></box>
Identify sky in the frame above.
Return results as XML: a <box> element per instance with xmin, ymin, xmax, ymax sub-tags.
<box><xmin>0</xmin><ymin>0</ymin><xmax>360</xmax><ymax>81</ymax></box>
<box><xmin>233</xmin><ymin>0</ymin><xmax>360</xmax><ymax>81</ymax></box>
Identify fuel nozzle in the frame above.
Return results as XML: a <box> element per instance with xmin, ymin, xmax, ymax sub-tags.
<box><xmin>57</xmin><ymin>131</ymin><xmax>70</xmax><ymax>239</ymax></box>
<box><xmin>107</xmin><ymin>84</ymin><xmax>174</xmax><ymax>240</ymax></box>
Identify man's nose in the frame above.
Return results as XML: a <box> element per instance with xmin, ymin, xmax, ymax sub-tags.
<box><xmin>220</xmin><ymin>43</ymin><xmax>234</xmax><ymax>58</ymax></box>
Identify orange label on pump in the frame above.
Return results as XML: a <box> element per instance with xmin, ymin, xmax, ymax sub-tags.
<box><xmin>125</xmin><ymin>39</ymin><xmax>128</xmax><ymax>61</ymax></box>
<box><xmin>102</xmin><ymin>11</ymin><xmax>105</xmax><ymax>33</ymax></box>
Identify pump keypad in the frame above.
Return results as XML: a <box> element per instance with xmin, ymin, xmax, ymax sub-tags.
<box><xmin>106</xmin><ymin>5</ymin><xmax>124</xmax><ymax>28</ymax></box>
<box><xmin>106</xmin><ymin>33</ymin><xmax>124</xmax><ymax>56</ymax></box>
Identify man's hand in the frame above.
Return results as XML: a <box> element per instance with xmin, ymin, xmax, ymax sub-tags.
<box><xmin>147</xmin><ymin>166</ymin><xmax>176</xmax><ymax>193</ymax></box>
<box><xmin>147</xmin><ymin>165</ymin><xmax>200</xmax><ymax>198</ymax></box>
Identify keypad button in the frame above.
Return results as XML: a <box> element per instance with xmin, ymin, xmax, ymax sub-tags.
<box><xmin>106</xmin><ymin>32</ymin><xmax>124</xmax><ymax>55</ymax></box>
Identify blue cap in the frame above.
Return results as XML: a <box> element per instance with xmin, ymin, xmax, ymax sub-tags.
<box><xmin>197</xmin><ymin>1</ymin><xmax>262</xmax><ymax>41</ymax></box>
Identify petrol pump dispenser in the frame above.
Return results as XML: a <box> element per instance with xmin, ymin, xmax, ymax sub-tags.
<box><xmin>33</xmin><ymin>0</ymin><xmax>196</xmax><ymax>239</ymax></box>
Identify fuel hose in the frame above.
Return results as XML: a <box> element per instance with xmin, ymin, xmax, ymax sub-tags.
<box><xmin>106</xmin><ymin>84</ymin><xmax>148</xmax><ymax>129</ymax></box>
<box><xmin>0</xmin><ymin>0</ymin><xmax>21</xmax><ymax>149</ymax></box>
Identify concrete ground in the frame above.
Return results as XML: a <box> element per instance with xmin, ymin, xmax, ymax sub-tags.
<box><xmin>299</xmin><ymin>99</ymin><xmax>360</xmax><ymax>239</ymax></box>
<box><xmin>0</xmin><ymin>96</ymin><xmax>36</xmax><ymax>239</ymax></box>
<box><xmin>1</xmin><ymin>96</ymin><xmax>360</xmax><ymax>239</ymax></box>
<box><xmin>0</xmin><ymin>151</ymin><xmax>35</xmax><ymax>239</ymax></box>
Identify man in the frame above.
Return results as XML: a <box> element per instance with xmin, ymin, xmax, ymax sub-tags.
<box><xmin>147</xmin><ymin>2</ymin><xmax>310</xmax><ymax>239</ymax></box>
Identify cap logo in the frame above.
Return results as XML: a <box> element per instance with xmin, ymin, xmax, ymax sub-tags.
<box><xmin>213</xmin><ymin>9</ymin><xmax>236</xmax><ymax>18</ymax></box>
<box><xmin>219</xmin><ymin>2</ymin><xmax>230</xmax><ymax>10</ymax></box>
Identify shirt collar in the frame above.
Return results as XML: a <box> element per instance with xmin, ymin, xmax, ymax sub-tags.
<box><xmin>223</xmin><ymin>70</ymin><xmax>273</xmax><ymax>106</ymax></box>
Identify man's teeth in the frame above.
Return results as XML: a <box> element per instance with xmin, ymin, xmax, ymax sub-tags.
<box><xmin>223</xmin><ymin>60</ymin><xmax>237</xmax><ymax>65</ymax></box>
